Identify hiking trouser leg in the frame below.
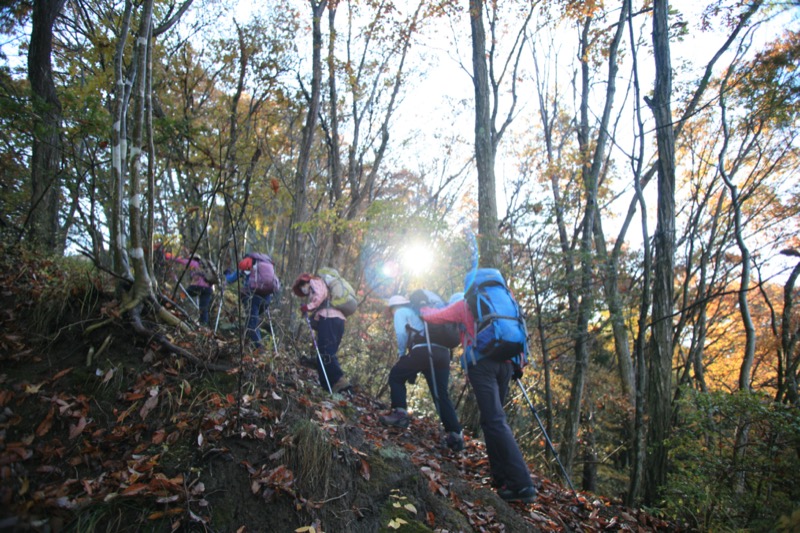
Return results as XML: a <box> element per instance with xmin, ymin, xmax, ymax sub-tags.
<box><xmin>421</xmin><ymin>347</ymin><xmax>462</xmax><ymax>434</ymax></box>
<box><xmin>388</xmin><ymin>362</ymin><xmax>418</xmax><ymax>409</ymax></box>
<box><xmin>197</xmin><ymin>287</ymin><xmax>212</xmax><ymax>325</ymax></box>
<box><xmin>468</xmin><ymin>358</ymin><xmax>533</xmax><ymax>491</ymax></box>
<box><xmin>245</xmin><ymin>293</ymin><xmax>268</xmax><ymax>347</ymax></box>
<box><xmin>314</xmin><ymin>316</ymin><xmax>345</xmax><ymax>391</ymax></box>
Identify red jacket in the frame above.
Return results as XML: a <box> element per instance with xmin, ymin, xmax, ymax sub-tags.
<box><xmin>421</xmin><ymin>299</ymin><xmax>475</xmax><ymax>349</ymax></box>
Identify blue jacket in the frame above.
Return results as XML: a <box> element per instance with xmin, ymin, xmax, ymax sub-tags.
<box><xmin>392</xmin><ymin>305</ymin><xmax>425</xmax><ymax>358</ymax></box>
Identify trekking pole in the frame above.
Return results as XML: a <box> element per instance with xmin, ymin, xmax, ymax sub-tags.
<box><xmin>266</xmin><ymin>307</ymin><xmax>279</xmax><ymax>359</ymax></box>
<box><xmin>213</xmin><ymin>287</ymin><xmax>225</xmax><ymax>334</ymax></box>
<box><xmin>423</xmin><ymin>322</ymin><xmax>441</xmax><ymax>415</ymax></box>
<box><xmin>516</xmin><ymin>378</ymin><xmax>575</xmax><ymax>492</ymax></box>
<box><xmin>305</xmin><ymin>314</ymin><xmax>332</xmax><ymax>394</ymax></box>
<box><xmin>179</xmin><ymin>283</ymin><xmax>199</xmax><ymax>309</ymax></box>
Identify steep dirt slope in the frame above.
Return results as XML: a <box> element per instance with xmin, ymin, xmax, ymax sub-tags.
<box><xmin>0</xmin><ymin>248</ymin><xmax>684</xmax><ymax>532</ymax></box>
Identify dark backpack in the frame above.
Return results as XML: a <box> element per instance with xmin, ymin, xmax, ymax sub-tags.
<box><xmin>197</xmin><ymin>257</ymin><xmax>219</xmax><ymax>285</ymax></box>
<box><xmin>246</xmin><ymin>253</ymin><xmax>280</xmax><ymax>296</ymax></box>
<box><xmin>464</xmin><ymin>269</ymin><xmax>527</xmax><ymax>362</ymax></box>
<box><xmin>409</xmin><ymin>289</ymin><xmax>461</xmax><ymax>349</ymax></box>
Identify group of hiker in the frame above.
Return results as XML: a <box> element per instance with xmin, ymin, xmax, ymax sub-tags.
<box><xmin>162</xmin><ymin>247</ymin><xmax>538</xmax><ymax>504</ymax></box>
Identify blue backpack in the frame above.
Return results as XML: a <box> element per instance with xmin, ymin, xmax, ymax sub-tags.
<box><xmin>464</xmin><ymin>269</ymin><xmax>528</xmax><ymax>362</ymax></box>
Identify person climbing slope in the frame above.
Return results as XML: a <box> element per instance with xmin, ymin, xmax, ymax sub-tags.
<box><xmin>421</xmin><ymin>278</ymin><xmax>536</xmax><ymax>504</ymax></box>
<box><xmin>292</xmin><ymin>273</ymin><xmax>352</xmax><ymax>394</ymax></box>
<box><xmin>379</xmin><ymin>294</ymin><xmax>464</xmax><ymax>451</ymax></box>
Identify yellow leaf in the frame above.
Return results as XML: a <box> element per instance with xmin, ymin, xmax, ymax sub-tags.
<box><xmin>24</xmin><ymin>383</ymin><xmax>43</xmax><ymax>394</ymax></box>
<box><xmin>294</xmin><ymin>527</ymin><xmax>315</xmax><ymax>533</ymax></box>
<box><xmin>404</xmin><ymin>503</ymin><xmax>417</xmax><ymax>514</ymax></box>
<box><xmin>388</xmin><ymin>518</ymin><xmax>408</xmax><ymax>529</ymax></box>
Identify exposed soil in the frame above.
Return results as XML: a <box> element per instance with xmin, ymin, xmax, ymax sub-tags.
<box><xmin>0</xmin><ymin>247</ymin><xmax>686</xmax><ymax>532</ymax></box>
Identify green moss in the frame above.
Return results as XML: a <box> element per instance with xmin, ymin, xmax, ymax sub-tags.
<box><xmin>377</xmin><ymin>443</ymin><xmax>408</xmax><ymax>461</ymax></box>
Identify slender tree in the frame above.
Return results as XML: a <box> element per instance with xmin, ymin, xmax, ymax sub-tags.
<box><xmin>645</xmin><ymin>0</ymin><xmax>677</xmax><ymax>504</ymax></box>
<box><xmin>287</xmin><ymin>0</ymin><xmax>327</xmax><ymax>281</ymax></box>
<box><xmin>467</xmin><ymin>0</ymin><xmax>499</xmax><ymax>267</ymax></box>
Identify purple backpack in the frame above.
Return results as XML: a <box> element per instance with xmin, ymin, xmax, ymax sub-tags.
<box><xmin>246</xmin><ymin>253</ymin><xmax>280</xmax><ymax>296</ymax></box>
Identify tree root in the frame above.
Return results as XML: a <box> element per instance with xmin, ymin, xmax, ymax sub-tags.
<box><xmin>128</xmin><ymin>298</ymin><xmax>232</xmax><ymax>372</ymax></box>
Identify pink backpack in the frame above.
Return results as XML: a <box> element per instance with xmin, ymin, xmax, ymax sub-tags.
<box><xmin>246</xmin><ymin>253</ymin><xmax>280</xmax><ymax>296</ymax></box>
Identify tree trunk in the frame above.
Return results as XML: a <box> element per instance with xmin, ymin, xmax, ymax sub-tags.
<box><xmin>780</xmin><ymin>258</ymin><xmax>800</xmax><ymax>405</ymax></box>
<box><xmin>468</xmin><ymin>0</ymin><xmax>500</xmax><ymax>268</ymax></box>
<box><xmin>716</xmin><ymin>86</ymin><xmax>756</xmax><ymax>392</ymax></box>
<box><xmin>645</xmin><ymin>0</ymin><xmax>677</xmax><ymax>505</ymax></box>
<box><xmin>126</xmin><ymin>0</ymin><xmax>155</xmax><ymax>305</ymax></box>
<box><xmin>326</xmin><ymin>3</ymin><xmax>344</xmax><ymax>264</ymax></box>
<box><xmin>561</xmin><ymin>0</ymin><xmax>627</xmax><ymax>474</ymax></box>
<box><xmin>27</xmin><ymin>0</ymin><xmax>67</xmax><ymax>252</ymax></box>
<box><xmin>111</xmin><ymin>0</ymin><xmax>134</xmax><ymax>279</ymax></box>
<box><xmin>287</xmin><ymin>0</ymin><xmax>327</xmax><ymax>280</ymax></box>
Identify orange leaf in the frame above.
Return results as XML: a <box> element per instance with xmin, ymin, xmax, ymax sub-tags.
<box><xmin>152</xmin><ymin>429</ymin><xmax>166</xmax><ymax>445</ymax></box>
<box><xmin>139</xmin><ymin>394</ymin><xmax>159</xmax><ymax>420</ymax></box>
<box><xmin>360</xmin><ymin>458</ymin><xmax>371</xmax><ymax>480</ymax></box>
<box><xmin>122</xmin><ymin>483</ymin><xmax>149</xmax><ymax>496</ymax></box>
<box><xmin>51</xmin><ymin>367</ymin><xmax>73</xmax><ymax>381</ymax></box>
<box><xmin>36</xmin><ymin>406</ymin><xmax>55</xmax><ymax>437</ymax></box>
<box><xmin>124</xmin><ymin>392</ymin><xmax>146</xmax><ymax>401</ymax></box>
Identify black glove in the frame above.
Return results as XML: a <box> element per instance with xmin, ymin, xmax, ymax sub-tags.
<box><xmin>512</xmin><ymin>362</ymin><xmax>523</xmax><ymax>381</ymax></box>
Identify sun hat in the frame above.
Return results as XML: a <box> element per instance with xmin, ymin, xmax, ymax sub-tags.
<box><xmin>387</xmin><ymin>295</ymin><xmax>410</xmax><ymax>308</ymax></box>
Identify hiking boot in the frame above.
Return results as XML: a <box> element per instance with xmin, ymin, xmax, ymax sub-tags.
<box><xmin>379</xmin><ymin>409</ymin><xmax>410</xmax><ymax>428</ymax></box>
<box><xmin>497</xmin><ymin>485</ymin><xmax>537</xmax><ymax>504</ymax></box>
<box><xmin>332</xmin><ymin>377</ymin><xmax>352</xmax><ymax>394</ymax></box>
<box><xmin>445</xmin><ymin>431</ymin><xmax>465</xmax><ymax>452</ymax></box>
<box><xmin>299</xmin><ymin>356</ymin><xmax>317</xmax><ymax>369</ymax></box>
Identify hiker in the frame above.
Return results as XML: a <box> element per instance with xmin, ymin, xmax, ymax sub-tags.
<box><xmin>380</xmin><ymin>295</ymin><xmax>464</xmax><ymax>452</ymax></box>
<box><xmin>226</xmin><ymin>253</ymin><xmax>280</xmax><ymax>350</ymax></box>
<box><xmin>420</xmin><ymin>286</ymin><xmax>537</xmax><ymax>504</ymax></box>
<box><xmin>291</xmin><ymin>273</ymin><xmax>352</xmax><ymax>394</ymax></box>
<box><xmin>172</xmin><ymin>253</ymin><xmax>215</xmax><ymax>326</ymax></box>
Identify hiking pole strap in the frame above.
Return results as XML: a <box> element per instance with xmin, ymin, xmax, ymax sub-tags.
<box><xmin>516</xmin><ymin>379</ymin><xmax>575</xmax><ymax>492</ymax></box>
<box><xmin>306</xmin><ymin>314</ymin><xmax>332</xmax><ymax>394</ymax></box>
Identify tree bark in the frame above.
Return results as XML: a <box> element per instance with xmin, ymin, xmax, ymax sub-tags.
<box><xmin>111</xmin><ymin>0</ymin><xmax>134</xmax><ymax>279</ymax></box>
<box><xmin>287</xmin><ymin>0</ymin><xmax>327</xmax><ymax>280</ymax></box>
<box><xmin>27</xmin><ymin>0</ymin><xmax>67</xmax><ymax>252</ymax></box>
<box><xmin>468</xmin><ymin>0</ymin><xmax>500</xmax><ymax>268</ymax></box>
<box><xmin>645</xmin><ymin>0</ymin><xmax>677</xmax><ymax>505</ymax></box>
<box><xmin>126</xmin><ymin>0</ymin><xmax>155</xmax><ymax>305</ymax></box>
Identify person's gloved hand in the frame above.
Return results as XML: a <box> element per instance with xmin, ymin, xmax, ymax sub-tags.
<box><xmin>512</xmin><ymin>362</ymin><xmax>523</xmax><ymax>381</ymax></box>
<box><xmin>300</xmin><ymin>304</ymin><xmax>309</xmax><ymax>314</ymax></box>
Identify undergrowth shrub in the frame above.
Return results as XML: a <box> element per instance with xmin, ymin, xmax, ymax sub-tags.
<box><xmin>664</xmin><ymin>389</ymin><xmax>800</xmax><ymax>531</ymax></box>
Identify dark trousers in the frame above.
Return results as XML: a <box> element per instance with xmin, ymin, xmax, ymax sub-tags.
<box><xmin>245</xmin><ymin>292</ymin><xmax>272</xmax><ymax>347</ymax></box>
<box><xmin>467</xmin><ymin>357</ymin><xmax>533</xmax><ymax>491</ymax></box>
<box><xmin>312</xmin><ymin>316</ymin><xmax>345</xmax><ymax>391</ymax></box>
<box><xmin>388</xmin><ymin>345</ymin><xmax>461</xmax><ymax>434</ymax></box>
<box><xmin>188</xmin><ymin>285</ymin><xmax>213</xmax><ymax>326</ymax></box>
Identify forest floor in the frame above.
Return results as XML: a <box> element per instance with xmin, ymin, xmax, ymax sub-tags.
<box><xmin>0</xmin><ymin>245</ymin><xmax>688</xmax><ymax>532</ymax></box>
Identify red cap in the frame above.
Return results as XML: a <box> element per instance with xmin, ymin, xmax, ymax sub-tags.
<box><xmin>238</xmin><ymin>257</ymin><xmax>253</xmax><ymax>271</ymax></box>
